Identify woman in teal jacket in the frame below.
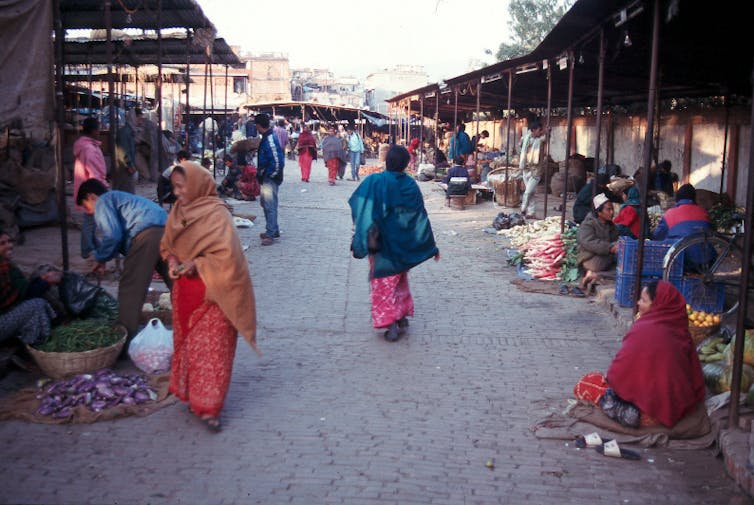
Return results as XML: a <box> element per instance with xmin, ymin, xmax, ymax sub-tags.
<box><xmin>349</xmin><ymin>145</ymin><xmax>440</xmax><ymax>342</ymax></box>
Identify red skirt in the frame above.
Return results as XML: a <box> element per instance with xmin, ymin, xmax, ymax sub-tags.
<box><xmin>370</xmin><ymin>270</ymin><xmax>414</xmax><ymax>328</ymax></box>
<box><xmin>170</xmin><ymin>275</ymin><xmax>237</xmax><ymax>418</ymax></box>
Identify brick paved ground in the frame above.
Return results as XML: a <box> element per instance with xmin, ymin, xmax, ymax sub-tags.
<box><xmin>0</xmin><ymin>159</ymin><xmax>751</xmax><ymax>504</ymax></box>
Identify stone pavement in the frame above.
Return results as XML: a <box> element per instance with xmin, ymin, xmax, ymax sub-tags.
<box><xmin>0</xmin><ymin>159</ymin><xmax>752</xmax><ymax>505</ymax></box>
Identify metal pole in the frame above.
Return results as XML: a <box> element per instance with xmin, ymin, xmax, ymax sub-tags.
<box><xmin>106</xmin><ymin>1</ymin><xmax>116</xmax><ymax>177</ymax></box>
<box><xmin>729</xmin><ymin>58</ymin><xmax>754</xmax><ymax>428</ymax></box>
<box><xmin>453</xmin><ymin>88</ymin><xmax>458</xmax><ymax>137</ymax></box>
<box><xmin>53</xmin><ymin>0</ymin><xmax>69</xmax><ymax>271</ymax></box>
<box><xmin>544</xmin><ymin>60</ymin><xmax>552</xmax><ymax>219</ymax></box>
<box><xmin>475</xmin><ymin>81</ymin><xmax>481</xmax><ymax>144</ymax></box>
<box><xmin>201</xmin><ymin>59</ymin><xmax>208</xmax><ymax>159</ymax></box>
<box><xmin>156</xmin><ymin>0</ymin><xmax>163</xmax><ymax>184</ymax></box>
<box><xmin>434</xmin><ymin>90</ymin><xmax>439</xmax><ymax>153</ymax></box>
<box><xmin>593</xmin><ymin>29</ymin><xmax>606</xmax><ymax>201</ymax></box>
<box><xmin>419</xmin><ymin>97</ymin><xmax>424</xmax><ymax>164</ymax></box>
<box><xmin>634</xmin><ymin>0</ymin><xmax>661</xmax><ymax>311</ymax></box>
<box><xmin>719</xmin><ymin>98</ymin><xmax>730</xmax><ymax>195</ymax></box>
<box><xmin>504</xmin><ymin>71</ymin><xmax>512</xmax><ymax>206</ymax></box>
<box><xmin>208</xmin><ymin>51</ymin><xmax>216</xmax><ymax>177</ymax></box>
<box><xmin>185</xmin><ymin>29</ymin><xmax>191</xmax><ymax>146</ymax></box>
<box><xmin>224</xmin><ymin>64</ymin><xmax>229</xmax><ymax>158</ymax></box>
<box><xmin>560</xmin><ymin>51</ymin><xmax>576</xmax><ymax>234</ymax></box>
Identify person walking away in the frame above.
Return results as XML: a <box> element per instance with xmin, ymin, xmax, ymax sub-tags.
<box><xmin>297</xmin><ymin>125</ymin><xmax>317</xmax><ymax>182</ymax></box>
<box><xmin>73</xmin><ymin>117</ymin><xmax>107</xmax><ymax>259</ymax></box>
<box><xmin>273</xmin><ymin>119</ymin><xmax>289</xmax><ymax>159</ymax></box>
<box><xmin>519</xmin><ymin>119</ymin><xmax>545</xmax><ymax>219</ymax></box>
<box><xmin>76</xmin><ymin>179</ymin><xmax>172</xmax><ymax>341</ymax></box>
<box><xmin>254</xmin><ymin>113</ymin><xmax>285</xmax><ymax>246</ymax></box>
<box><xmin>161</xmin><ymin>162</ymin><xmax>259</xmax><ymax>432</ymax></box>
<box><xmin>112</xmin><ymin>109</ymin><xmax>142</xmax><ymax>193</ymax></box>
<box><xmin>349</xmin><ymin>145</ymin><xmax>440</xmax><ymax>342</ymax></box>
<box><xmin>322</xmin><ymin>126</ymin><xmax>346</xmax><ymax>186</ymax></box>
<box><xmin>288</xmin><ymin>127</ymin><xmax>299</xmax><ymax>160</ymax></box>
<box><xmin>347</xmin><ymin>126</ymin><xmax>365</xmax><ymax>181</ymax></box>
<box><xmin>407</xmin><ymin>138</ymin><xmax>420</xmax><ymax>171</ymax></box>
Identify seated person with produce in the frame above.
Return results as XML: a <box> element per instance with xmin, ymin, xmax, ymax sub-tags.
<box><xmin>442</xmin><ymin>156</ymin><xmax>471</xmax><ymax>197</ymax></box>
<box><xmin>0</xmin><ymin>229</ymin><xmax>60</xmax><ymax>346</ymax></box>
<box><xmin>576</xmin><ymin>280</ymin><xmax>706</xmax><ymax>430</ymax></box>
<box><xmin>652</xmin><ymin>183</ymin><xmax>714</xmax><ymax>271</ymax></box>
<box><xmin>77</xmin><ymin>179</ymin><xmax>172</xmax><ymax>342</ymax></box>
<box><xmin>576</xmin><ymin>193</ymin><xmax>619</xmax><ymax>292</ymax></box>
<box><xmin>613</xmin><ymin>186</ymin><xmax>649</xmax><ymax>239</ymax></box>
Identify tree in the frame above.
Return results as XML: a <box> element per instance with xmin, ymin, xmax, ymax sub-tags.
<box><xmin>496</xmin><ymin>0</ymin><xmax>574</xmax><ymax>61</ymax></box>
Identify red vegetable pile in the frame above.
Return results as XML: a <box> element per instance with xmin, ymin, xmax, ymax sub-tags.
<box><xmin>35</xmin><ymin>368</ymin><xmax>157</xmax><ymax>419</ymax></box>
<box><xmin>518</xmin><ymin>234</ymin><xmax>566</xmax><ymax>280</ymax></box>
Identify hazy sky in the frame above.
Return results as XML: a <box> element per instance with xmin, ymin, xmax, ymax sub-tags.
<box><xmin>195</xmin><ymin>0</ymin><xmax>512</xmax><ymax>82</ymax></box>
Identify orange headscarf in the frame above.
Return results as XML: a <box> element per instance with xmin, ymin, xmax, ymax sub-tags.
<box><xmin>160</xmin><ymin>161</ymin><xmax>259</xmax><ymax>355</ymax></box>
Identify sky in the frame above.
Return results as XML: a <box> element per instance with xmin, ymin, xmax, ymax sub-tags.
<box><xmin>195</xmin><ymin>0</ymin><xmax>513</xmax><ymax>83</ymax></box>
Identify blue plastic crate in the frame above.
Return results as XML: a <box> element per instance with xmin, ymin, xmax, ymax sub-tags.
<box><xmin>679</xmin><ymin>277</ymin><xmax>725</xmax><ymax>313</ymax></box>
<box><xmin>616</xmin><ymin>237</ymin><xmax>682</xmax><ymax>279</ymax></box>
<box><xmin>615</xmin><ymin>273</ymin><xmax>661</xmax><ymax>308</ymax></box>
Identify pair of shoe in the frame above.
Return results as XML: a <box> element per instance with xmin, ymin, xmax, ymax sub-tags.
<box><xmin>559</xmin><ymin>285</ymin><xmax>586</xmax><ymax>297</ymax></box>
<box><xmin>328</xmin><ymin>181</ymin><xmax>335</xmax><ymax>186</ymax></box>
<box><xmin>384</xmin><ymin>322</ymin><xmax>400</xmax><ymax>342</ymax></box>
<box><xmin>260</xmin><ymin>232</ymin><xmax>274</xmax><ymax>246</ymax></box>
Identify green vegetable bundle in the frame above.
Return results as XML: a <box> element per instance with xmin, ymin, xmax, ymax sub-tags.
<box><xmin>558</xmin><ymin>226</ymin><xmax>580</xmax><ymax>283</ymax></box>
<box><xmin>36</xmin><ymin>320</ymin><xmax>124</xmax><ymax>353</ymax></box>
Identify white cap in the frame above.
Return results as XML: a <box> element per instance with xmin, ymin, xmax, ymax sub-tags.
<box><xmin>593</xmin><ymin>193</ymin><xmax>610</xmax><ymax>210</ymax></box>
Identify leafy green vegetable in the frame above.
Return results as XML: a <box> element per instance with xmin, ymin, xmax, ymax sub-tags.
<box><xmin>36</xmin><ymin>320</ymin><xmax>123</xmax><ymax>353</ymax></box>
<box><xmin>558</xmin><ymin>226</ymin><xmax>580</xmax><ymax>282</ymax></box>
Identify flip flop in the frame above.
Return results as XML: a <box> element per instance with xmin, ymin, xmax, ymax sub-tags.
<box><xmin>559</xmin><ymin>285</ymin><xmax>570</xmax><ymax>295</ymax></box>
<box><xmin>595</xmin><ymin>440</ymin><xmax>640</xmax><ymax>460</ymax></box>
<box><xmin>570</xmin><ymin>287</ymin><xmax>586</xmax><ymax>297</ymax></box>
<box><xmin>201</xmin><ymin>416</ymin><xmax>222</xmax><ymax>433</ymax></box>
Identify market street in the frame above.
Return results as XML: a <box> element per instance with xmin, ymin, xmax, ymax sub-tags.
<box><xmin>0</xmin><ymin>159</ymin><xmax>750</xmax><ymax>505</ymax></box>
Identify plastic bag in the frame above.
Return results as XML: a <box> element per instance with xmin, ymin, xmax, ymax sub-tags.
<box><xmin>128</xmin><ymin>318</ymin><xmax>174</xmax><ymax>374</ymax></box>
<box><xmin>599</xmin><ymin>388</ymin><xmax>640</xmax><ymax>427</ymax></box>
<box><xmin>492</xmin><ymin>212</ymin><xmax>511</xmax><ymax>230</ymax></box>
<box><xmin>60</xmin><ymin>272</ymin><xmax>103</xmax><ymax>316</ymax></box>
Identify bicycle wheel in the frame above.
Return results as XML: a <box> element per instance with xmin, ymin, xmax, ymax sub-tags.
<box><xmin>663</xmin><ymin>233</ymin><xmax>747</xmax><ymax>318</ymax></box>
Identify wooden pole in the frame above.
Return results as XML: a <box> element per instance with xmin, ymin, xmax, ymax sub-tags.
<box><xmin>106</xmin><ymin>1</ymin><xmax>116</xmax><ymax>176</ymax></box>
<box><xmin>592</xmin><ymin>29</ymin><xmax>606</xmax><ymax>201</ymax></box>
<box><xmin>560</xmin><ymin>51</ymin><xmax>576</xmax><ymax>233</ymax></box>
<box><xmin>544</xmin><ymin>60</ymin><xmax>552</xmax><ymax>218</ymax></box>
<box><xmin>156</xmin><ymin>0</ymin><xmax>163</xmax><ymax>182</ymax></box>
<box><xmin>504</xmin><ymin>71</ymin><xmax>512</xmax><ymax>206</ymax></box>
<box><xmin>53</xmin><ymin>0</ymin><xmax>69</xmax><ymax>270</ymax></box>
<box><xmin>184</xmin><ymin>30</ymin><xmax>191</xmax><ymax>146</ymax></box>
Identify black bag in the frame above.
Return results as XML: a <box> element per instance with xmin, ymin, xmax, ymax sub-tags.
<box><xmin>599</xmin><ymin>388</ymin><xmax>640</xmax><ymax>428</ymax></box>
<box><xmin>60</xmin><ymin>272</ymin><xmax>104</xmax><ymax>316</ymax></box>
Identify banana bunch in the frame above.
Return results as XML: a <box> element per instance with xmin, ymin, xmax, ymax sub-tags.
<box><xmin>698</xmin><ymin>336</ymin><xmax>728</xmax><ymax>363</ymax></box>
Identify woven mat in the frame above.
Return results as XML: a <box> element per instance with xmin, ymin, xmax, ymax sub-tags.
<box><xmin>0</xmin><ymin>367</ymin><xmax>178</xmax><ymax>424</ymax></box>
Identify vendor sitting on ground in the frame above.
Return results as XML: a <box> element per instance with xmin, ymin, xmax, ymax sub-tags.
<box><xmin>442</xmin><ymin>156</ymin><xmax>471</xmax><ymax>197</ymax></box>
<box><xmin>652</xmin><ymin>183</ymin><xmax>714</xmax><ymax>271</ymax></box>
<box><xmin>0</xmin><ymin>229</ymin><xmax>60</xmax><ymax>345</ymax></box>
<box><xmin>576</xmin><ymin>193</ymin><xmax>619</xmax><ymax>291</ymax></box>
<box><xmin>573</xmin><ymin>164</ymin><xmax>623</xmax><ymax>224</ymax></box>
<box><xmin>217</xmin><ymin>157</ymin><xmax>244</xmax><ymax>200</ymax></box>
<box><xmin>597</xmin><ymin>280</ymin><xmax>705</xmax><ymax>428</ymax></box>
<box><xmin>613</xmin><ymin>186</ymin><xmax>649</xmax><ymax>239</ymax></box>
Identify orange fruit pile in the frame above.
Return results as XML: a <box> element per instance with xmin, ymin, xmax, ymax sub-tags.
<box><xmin>687</xmin><ymin>304</ymin><xmax>721</xmax><ymax>327</ymax></box>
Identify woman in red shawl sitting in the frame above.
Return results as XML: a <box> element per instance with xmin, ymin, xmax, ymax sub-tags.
<box><xmin>583</xmin><ymin>280</ymin><xmax>705</xmax><ymax>428</ymax></box>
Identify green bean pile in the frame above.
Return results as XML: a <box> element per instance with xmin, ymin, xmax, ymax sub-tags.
<box><xmin>36</xmin><ymin>320</ymin><xmax>123</xmax><ymax>353</ymax></box>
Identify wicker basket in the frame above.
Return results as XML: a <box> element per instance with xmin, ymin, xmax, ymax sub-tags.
<box><xmin>26</xmin><ymin>330</ymin><xmax>127</xmax><ymax>379</ymax></box>
<box><xmin>689</xmin><ymin>323</ymin><xmax>720</xmax><ymax>345</ymax></box>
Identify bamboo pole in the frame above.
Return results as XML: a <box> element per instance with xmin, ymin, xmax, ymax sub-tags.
<box><xmin>560</xmin><ymin>51</ymin><xmax>576</xmax><ymax>234</ymax></box>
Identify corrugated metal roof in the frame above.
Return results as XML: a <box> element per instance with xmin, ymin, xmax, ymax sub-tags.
<box><xmin>60</xmin><ymin>0</ymin><xmax>213</xmax><ymax>30</ymax></box>
<box><xmin>63</xmin><ymin>37</ymin><xmax>243</xmax><ymax>67</ymax></box>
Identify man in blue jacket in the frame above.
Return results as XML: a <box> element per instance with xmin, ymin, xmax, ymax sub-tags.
<box><xmin>77</xmin><ymin>178</ymin><xmax>171</xmax><ymax>340</ymax></box>
<box><xmin>653</xmin><ymin>183</ymin><xmax>714</xmax><ymax>270</ymax></box>
<box><xmin>254</xmin><ymin>113</ymin><xmax>285</xmax><ymax>246</ymax></box>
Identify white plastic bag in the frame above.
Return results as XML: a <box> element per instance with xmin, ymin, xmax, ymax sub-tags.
<box><xmin>128</xmin><ymin>318</ymin><xmax>174</xmax><ymax>374</ymax></box>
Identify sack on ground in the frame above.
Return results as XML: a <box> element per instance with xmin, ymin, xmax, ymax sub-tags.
<box><xmin>128</xmin><ymin>318</ymin><xmax>174</xmax><ymax>374</ymax></box>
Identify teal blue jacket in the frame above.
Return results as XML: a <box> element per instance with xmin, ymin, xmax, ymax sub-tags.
<box><xmin>349</xmin><ymin>170</ymin><xmax>438</xmax><ymax>278</ymax></box>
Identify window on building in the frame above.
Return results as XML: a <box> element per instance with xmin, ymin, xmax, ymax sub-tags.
<box><xmin>233</xmin><ymin>77</ymin><xmax>247</xmax><ymax>94</ymax></box>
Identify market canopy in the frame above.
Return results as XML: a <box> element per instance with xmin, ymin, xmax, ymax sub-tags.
<box><xmin>242</xmin><ymin>101</ymin><xmax>389</xmax><ymax>125</ymax></box>
<box><xmin>389</xmin><ymin>0</ymin><xmax>754</xmax><ymax>119</ymax></box>
<box><xmin>60</xmin><ymin>0</ymin><xmax>214</xmax><ymax>31</ymax></box>
<box><xmin>63</xmin><ymin>37</ymin><xmax>243</xmax><ymax>67</ymax></box>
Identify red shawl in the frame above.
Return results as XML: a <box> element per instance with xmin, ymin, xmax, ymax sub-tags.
<box><xmin>297</xmin><ymin>130</ymin><xmax>317</xmax><ymax>158</ymax></box>
<box><xmin>607</xmin><ymin>281</ymin><xmax>705</xmax><ymax>427</ymax></box>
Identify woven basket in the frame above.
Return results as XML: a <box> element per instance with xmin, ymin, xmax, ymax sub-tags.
<box><xmin>27</xmin><ymin>330</ymin><xmax>127</xmax><ymax>379</ymax></box>
<box><xmin>689</xmin><ymin>323</ymin><xmax>720</xmax><ymax>345</ymax></box>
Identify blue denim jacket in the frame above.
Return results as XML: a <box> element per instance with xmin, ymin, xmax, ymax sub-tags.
<box><xmin>93</xmin><ymin>191</ymin><xmax>167</xmax><ymax>263</ymax></box>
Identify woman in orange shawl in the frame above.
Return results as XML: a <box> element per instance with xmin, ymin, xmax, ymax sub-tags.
<box><xmin>160</xmin><ymin>161</ymin><xmax>259</xmax><ymax>432</ymax></box>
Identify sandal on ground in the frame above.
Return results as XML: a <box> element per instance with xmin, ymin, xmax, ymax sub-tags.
<box><xmin>570</xmin><ymin>287</ymin><xmax>586</xmax><ymax>297</ymax></box>
<box><xmin>397</xmin><ymin>317</ymin><xmax>409</xmax><ymax>329</ymax></box>
<box><xmin>595</xmin><ymin>440</ymin><xmax>640</xmax><ymax>460</ymax></box>
<box><xmin>384</xmin><ymin>322</ymin><xmax>400</xmax><ymax>342</ymax></box>
<box><xmin>201</xmin><ymin>416</ymin><xmax>222</xmax><ymax>433</ymax></box>
<box><xmin>559</xmin><ymin>285</ymin><xmax>570</xmax><ymax>295</ymax></box>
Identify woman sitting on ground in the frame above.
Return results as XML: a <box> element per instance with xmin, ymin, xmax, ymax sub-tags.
<box><xmin>599</xmin><ymin>280</ymin><xmax>705</xmax><ymax>428</ymax></box>
<box><xmin>0</xmin><ymin>229</ymin><xmax>59</xmax><ymax>345</ymax></box>
<box><xmin>576</xmin><ymin>193</ymin><xmax>619</xmax><ymax>291</ymax></box>
<box><xmin>613</xmin><ymin>186</ymin><xmax>649</xmax><ymax>239</ymax></box>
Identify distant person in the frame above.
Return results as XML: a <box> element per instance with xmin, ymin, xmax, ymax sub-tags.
<box><xmin>322</xmin><ymin>126</ymin><xmax>347</xmax><ymax>186</ymax></box>
<box><xmin>161</xmin><ymin>162</ymin><xmax>259</xmax><ymax>433</ymax></box>
<box><xmin>297</xmin><ymin>125</ymin><xmax>317</xmax><ymax>182</ymax></box>
<box><xmin>471</xmin><ymin>129</ymin><xmax>490</xmax><ymax>151</ymax></box>
<box><xmin>157</xmin><ymin>150</ymin><xmax>191</xmax><ymax>206</ymax></box>
<box><xmin>347</xmin><ymin>126</ymin><xmax>365</xmax><ymax>181</ymax></box>
<box><xmin>442</xmin><ymin>156</ymin><xmax>470</xmax><ymax>197</ymax></box>
<box><xmin>348</xmin><ymin>145</ymin><xmax>440</xmax><ymax>342</ymax></box>
<box><xmin>653</xmin><ymin>159</ymin><xmax>679</xmax><ymax>196</ymax></box>
<box><xmin>519</xmin><ymin>119</ymin><xmax>545</xmax><ymax>219</ymax></box>
<box><xmin>73</xmin><ymin>117</ymin><xmax>108</xmax><ymax>259</ymax></box>
<box><xmin>112</xmin><ymin>109</ymin><xmax>141</xmax><ymax>193</ymax></box>
<box><xmin>573</xmin><ymin>164</ymin><xmax>623</xmax><ymax>224</ymax></box>
<box><xmin>76</xmin><ymin>179</ymin><xmax>171</xmax><ymax>340</ymax></box>
<box><xmin>447</xmin><ymin>123</ymin><xmax>472</xmax><ymax>162</ymax></box>
<box><xmin>254</xmin><ymin>113</ymin><xmax>285</xmax><ymax>246</ymax></box>
<box><xmin>273</xmin><ymin>119</ymin><xmax>289</xmax><ymax>158</ymax></box>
